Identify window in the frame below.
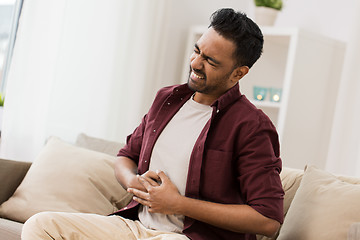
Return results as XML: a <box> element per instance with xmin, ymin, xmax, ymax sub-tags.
<box><xmin>0</xmin><ymin>0</ymin><xmax>23</xmax><ymax>93</ymax></box>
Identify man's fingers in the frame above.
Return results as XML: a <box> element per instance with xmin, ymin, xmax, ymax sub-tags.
<box><xmin>138</xmin><ymin>175</ymin><xmax>151</xmax><ymax>187</ymax></box>
<box><xmin>143</xmin><ymin>171</ymin><xmax>161</xmax><ymax>181</ymax></box>
<box><xmin>156</xmin><ymin>170</ymin><xmax>170</xmax><ymax>184</ymax></box>
<box><xmin>132</xmin><ymin>195</ymin><xmax>151</xmax><ymax>207</ymax></box>
<box><xmin>142</xmin><ymin>176</ymin><xmax>160</xmax><ymax>187</ymax></box>
<box><xmin>127</xmin><ymin>187</ymin><xmax>149</xmax><ymax>200</ymax></box>
<box><xmin>142</xmin><ymin>171</ymin><xmax>161</xmax><ymax>187</ymax></box>
<box><xmin>128</xmin><ymin>186</ymin><xmax>153</xmax><ymax>209</ymax></box>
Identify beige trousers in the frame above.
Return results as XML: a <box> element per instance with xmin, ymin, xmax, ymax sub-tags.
<box><xmin>21</xmin><ymin>212</ymin><xmax>189</xmax><ymax>240</ymax></box>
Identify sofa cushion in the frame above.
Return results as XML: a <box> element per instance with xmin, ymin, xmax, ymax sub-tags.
<box><xmin>279</xmin><ymin>167</ymin><xmax>304</xmax><ymax>218</ymax></box>
<box><xmin>0</xmin><ymin>137</ymin><xmax>132</xmax><ymax>223</ymax></box>
<box><xmin>0</xmin><ymin>218</ymin><xmax>23</xmax><ymax>240</ymax></box>
<box><xmin>0</xmin><ymin>159</ymin><xmax>31</xmax><ymax>205</ymax></box>
<box><xmin>277</xmin><ymin>165</ymin><xmax>360</xmax><ymax>240</ymax></box>
<box><xmin>75</xmin><ymin>133</ymin><xmax>124</xmax><ymax>156</ymax></box>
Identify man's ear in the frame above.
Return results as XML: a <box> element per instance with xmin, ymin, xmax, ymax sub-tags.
<box><xmin>231</xmin><ymin>66</ymin><xmax>249</xmax><ymax>82</ymax></box>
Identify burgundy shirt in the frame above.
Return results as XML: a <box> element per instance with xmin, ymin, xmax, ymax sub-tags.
<box><xmin>115</xmin><ymin>83</ymin><xmax>284</xmax><ymax>240</ymax></box>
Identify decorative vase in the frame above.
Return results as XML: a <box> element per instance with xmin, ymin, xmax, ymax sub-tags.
<box><xmin>255</xmin><ymin>6</ymin><xmax>279</xmax><ymax>26</ymax></box>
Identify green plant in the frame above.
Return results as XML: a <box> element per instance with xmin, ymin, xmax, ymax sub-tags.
<box><xmin>0</xmin><ymin>93</ymin><xmax>4</xmax><ymax>107</ymax></box>
<box><xmin>254</xmin><ymin>0</ymin><xmax>283</xmax><ymax>10</ymax></box>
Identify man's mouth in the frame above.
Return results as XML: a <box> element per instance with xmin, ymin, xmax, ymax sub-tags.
<box><xmin>191</xmin><ymin>71</ymin><xmax>205</xmax><ymax>80</ymax></box>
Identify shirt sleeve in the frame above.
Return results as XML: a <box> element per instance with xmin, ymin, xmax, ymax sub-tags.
<box><xmin>117</xmin><ymin>114</ymin><xmax>148</xmax><ymax>164</ymax></box>
<box><xmin>236</xmin><ymin>119</ymin><xmax>284</xmax><ymax>224</ymax></box>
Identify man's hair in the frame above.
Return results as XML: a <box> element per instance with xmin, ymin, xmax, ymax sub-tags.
<box><xmin>209</xmin><ymin>8</ymin><xmax>264</xmax><ymax>68</ymax></box>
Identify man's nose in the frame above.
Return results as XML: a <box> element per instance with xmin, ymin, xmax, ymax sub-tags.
<box><xmin>190</xmin><ymin>53</ymin><xmax>203</xmax><ymax>70</ymax></box>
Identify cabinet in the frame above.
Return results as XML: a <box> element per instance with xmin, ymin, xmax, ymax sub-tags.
<box><xmin>181</xmin><ymin>26</ymin><xmax>346</xmax><ymax>169</ymax></box>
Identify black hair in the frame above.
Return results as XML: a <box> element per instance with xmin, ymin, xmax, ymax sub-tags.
<box><xmin>209</xmin><ymin>8</ymin><xmax>264</xmax><ymax>68</ymax></box>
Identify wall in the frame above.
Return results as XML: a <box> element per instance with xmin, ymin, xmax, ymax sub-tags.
<box><xmin>275</xmin><ymin>0</ymin><xmax>356</xmax><ymax>42</ymax></box>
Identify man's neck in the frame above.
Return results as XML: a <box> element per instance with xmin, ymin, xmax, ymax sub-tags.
<box><xmin>193</xmin><ymin>92</ymin><xmax>218</xmax><ymax>105</ymax></box>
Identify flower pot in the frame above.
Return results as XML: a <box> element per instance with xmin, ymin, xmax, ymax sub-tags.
<box><xmin>255</xmin><ymin>6</ymin><xmax>279</xmax><ymax>26</ymax></box>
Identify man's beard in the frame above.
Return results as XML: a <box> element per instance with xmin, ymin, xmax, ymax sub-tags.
<box><xmin>187</xmin><ymin>65</ymin><xmax>233</xmax><ymax>95</ymax></box>
<box><xmin>187</xmin><ymin>66</ymin><xmax>207</xmax><ymax>93</ymax></box>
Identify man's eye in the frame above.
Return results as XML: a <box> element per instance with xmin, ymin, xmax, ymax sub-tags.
<box><xmin>208</xmin><ymin>60</ymin><xmax>216</xmax><ymax>66</ymax></box>
<box><xmin>194</xmin><ymin>49</ymin><xmax>200</xmax><ymax>54</ymax></box>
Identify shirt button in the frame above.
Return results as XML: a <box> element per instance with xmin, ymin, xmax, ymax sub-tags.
<box><xmin>167</xmin><ymin>102</ymin><xmax>171</xmax><ymax>105</ymax></box>
<box><xmin>153</xmin><ymin>129</ymin><xmax>156</xmax><ymax>132</ymax></box>
<box><xmin>144</xmin><ymin>160</ymin><xmax>147</xmax><ymax>163</ymax></box>
<box><xmin>124</xmin><ymin>207</ymin><xmax>128</xmax><ymax>210</ymax></box>
<box><xmin>217</xmin><ymin>109</ymin><xmax>220</xmax><ymax>113</ymax></box>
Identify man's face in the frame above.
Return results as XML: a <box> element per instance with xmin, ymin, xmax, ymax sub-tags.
<box><xmin>187</xmin><ymin>27</ymin><xmax>238</xmax><ymax>103</ymax></box>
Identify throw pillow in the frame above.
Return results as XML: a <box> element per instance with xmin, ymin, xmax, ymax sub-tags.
<box><xmin>75</xmin><ymin>133</ymin><xmax>125</xmax><ymax>156</ymax></box>
<box><xmin>0</xmin><ymin>137</ymin><xmax>132</xmax><ymax>223</ymax></box>
<box><xmin>277</xmin><ymin>165</ymin><xmax>360</xmax><ymax>240</ymax></box>
<box><xmin>279</xmin><ymin>167</ymin><xmax>304</xmax><ymax>218</ymax></box>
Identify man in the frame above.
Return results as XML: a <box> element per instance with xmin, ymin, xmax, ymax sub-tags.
<box><xmin>22</xmin><ymin>8</ymin><xmax>283</xmax><ymax>240</ymax></box>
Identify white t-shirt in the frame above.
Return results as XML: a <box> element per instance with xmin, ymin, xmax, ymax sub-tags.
<box><xmin>138</xmin><ymin>96</ymin><xmax>212</xmax><ymax>233</ymax></box>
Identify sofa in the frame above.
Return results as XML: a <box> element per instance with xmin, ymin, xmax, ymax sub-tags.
<box><xmin>0</xmin><ymin>133</ymin><xmax>360</xmax><ymax>240</ymax></box>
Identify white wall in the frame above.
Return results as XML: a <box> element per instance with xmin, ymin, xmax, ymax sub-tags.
<box><xmin>275</xmin><ymin>0</ymin><xmax>356</xmax><ymax>42</ymax></box>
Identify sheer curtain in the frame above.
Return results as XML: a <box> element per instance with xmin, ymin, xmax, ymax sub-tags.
<box><xmin>326</xmin><ymin>1</ymin><xmax>360</xmax><ymax>176</ymax></box>
<box><xmin>0</xmin><ymin>0</ymin><xmax>171</xmax><ymax>162</ymax></box>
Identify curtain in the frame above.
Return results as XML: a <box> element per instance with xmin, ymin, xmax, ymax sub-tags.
<box><xmin>0</xmin><ymin>0</ymin><xmax>171</xmax><ymax>162</ymax></box>
<box><xmin>326</xmin><ymin>1</ymin><xmax>360</xmax><ymax>176</ymax></box>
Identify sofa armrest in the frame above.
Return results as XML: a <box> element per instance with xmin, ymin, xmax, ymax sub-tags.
<box><xmin>348</xmin><ymin>222</ymin><xmax>360</xmax><ymax>240</ymax></box>
<box><xmin>0</xmin><ymin>158</ymin><xmax>31</xmax><ymax>205</ymax></box>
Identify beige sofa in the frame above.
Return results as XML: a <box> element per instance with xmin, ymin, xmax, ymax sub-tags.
<box><xmin>0</xmin><ymin>133</ymin><xmax>360</xmax><ymax>240</ymax></box>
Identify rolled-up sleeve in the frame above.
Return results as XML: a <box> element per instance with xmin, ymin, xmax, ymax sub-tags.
<box><xmin>237</xmin><ymin>120</ymin><xmax>284</xmax><ymax>224</ymax></box>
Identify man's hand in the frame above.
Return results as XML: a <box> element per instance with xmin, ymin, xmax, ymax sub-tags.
<box><xmin>114</xmin><ymin>156</ymin><xmax>161</xmax><ymax>192</ymax></box>
<box><xmin>127</xmin><ymin>170</ymin><xmax>161</xmax><ymax>192</ymax></box>
<box><xmin>127</xmin><ymin>170</ymin><xmax>182</xmax><ymax>215</ymax></box>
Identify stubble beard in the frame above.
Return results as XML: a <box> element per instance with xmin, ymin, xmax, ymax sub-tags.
<box><xmin>187</xmin><ymin>66</ymin><xmax>234</xmax><ymax>96</ymax></box>
<box><xmin>187</xmin><ymin>66</ymin><xmax>207</xmax><ymax>93</ymax></box>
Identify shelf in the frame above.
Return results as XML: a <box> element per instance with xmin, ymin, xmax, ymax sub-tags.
<box><xmin>250</xmin><ymin>100</ymin><xmax>281</xmax><ymax>108</ymax></box>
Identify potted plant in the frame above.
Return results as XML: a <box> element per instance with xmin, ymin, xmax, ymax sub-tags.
<box><xmin>0</xmin><ymin>93</ymin><xmax>4</xmax><ymax>107</ymax></box>
<box><xmin>254</xmin><ymin>0</ymin><xmax>283</xmax><ymax>26</ymax></box>
<box><xmin>0</xmin><ymin>93</ymin><xmax>4</xmax><ymax>131</ymax></box>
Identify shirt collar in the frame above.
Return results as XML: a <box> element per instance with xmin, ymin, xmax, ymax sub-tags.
<box><xmin>173</xmin><ymin>82</ymin><xmax>242</xmax><ymax>111</ymax></box>
<box><xmin>173</xmin><ymin>83</ymin><xmax>194</xmax><ymax>96</ymax></box>
<box><xmin>211</xmin><ymin>83</ymin><xmax>242</xmax><ymax>111</ymax></box>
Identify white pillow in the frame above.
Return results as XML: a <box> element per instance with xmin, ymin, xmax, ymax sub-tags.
<box><xmin>277</xmin><ymin>165</ymin><xmax>360</xmax><ymax>240</ymax></box>
<box><xmin>0</xmin><ymin>137</ymin><xmax>132</xmax><ymax>223</ymax></box>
